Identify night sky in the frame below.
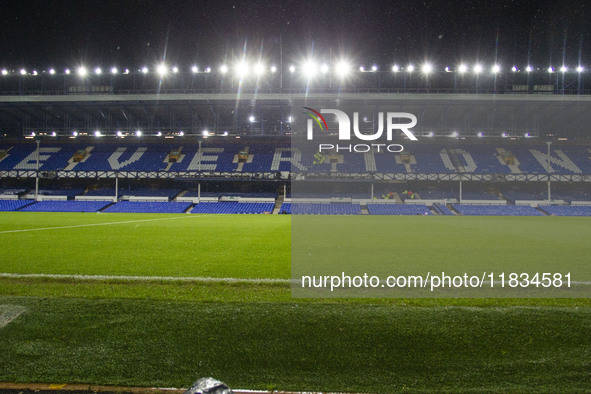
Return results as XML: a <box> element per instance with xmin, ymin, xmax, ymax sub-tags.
<box><xmin>1</xmin><ymin>0</ymin><xmax>591</xmax><ymax>69</ymax></box>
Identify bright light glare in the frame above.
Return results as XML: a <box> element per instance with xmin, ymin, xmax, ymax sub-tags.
<box><xmin>135</xmin><ymin>130</ymin><xmax>142</xmax><ymax>137</ymax></box>
<box><xmin>576</xmin><ymin>65</ymin><xmax>584</xmax><ymax>72</ymax></box>
<box><xmin>491</xmin><ymin>64</ymin><xmax>501</xmax><ymax>74</ymax></box>
<box><xmin>406</xmin><ymin>64</ymin><xmax>415</xmax><ymax>72</ymax></box>
<box><xmin>511</xmin><ymin>66</ymin><xmax>518</xmax><ymax>72</ymax></box>
<box><xmin>458</xmin><ymin>64</ymin><xmax>468</xmax><ymax>73</ymax></box>
<box><xmin>254</xmin><ymin>63</ymin><xmax>265</xmax><ymax>75</ymax></box>
<box><xmin>141</xmin><ymin>67</ymin><xmax>149</xmax><ymax>74</ymax></box>
<box><xmin>392</xmin><ymin>64</ymin><xmax>399</xmax><ymax>72</ymax></box>
<box><xmin>1</xmin><ymin>69</ymin><xmax>8</xmax><ymax>76</ymax></box>
<box><xmin>371</xmin><ymin>65</ymin><xmax>378</xmax><ymax>72</ymax></box>
<box><xmin>116</xmin><ymin>131</ymin><xmax>123</xmax><ymax>137</ymax></box>
<box><xmin>94</xmin><ymin>130</ymin><xmax>101</xmax><ymax>137</ymax></box>
<box><xmin>156</xmin><ymin>64</ymin><xmax>167</xmax><ymax>76</ymax></box>
<box><xmin>560</xmin><ymin>66</ymin><xmax>567</xmax><ymax>73</ymax></box>
<box><xmin>335</xmin><ymin>61</ymin><xmax>350</xmax><ymax>77</ymax></box>
<box><xmin>359</xmin><ymin>66</ymin><xmax>365</xmax><ymax>72</ymax></box>
<box><xmin>302</xmin><ymin>60</ymin><xmax>317</xmax><ymax>78</ymax></box>
<box><xmin>172</xmin><ymin>66</ymin><xmax>179</xmax><ymax>73</ymax></box>
<box><xmin>191</xmin><ymin>65</ymin><xmax>199</xmax><ymax>73</ymax></box>
<box><xmin>20</xmin><ymin>69</ymin><xmax>26</xmax><ymax>75</ymax></box>
<box><xmin>77</xmin><ymin>66</ymin><xmax>87</xmax><ymax>77</ymax></box>
<box><xmin>220</xmin><ymin>64</ymin><xmax>228</xmax><ymax>74</ymax></box>
<box><xmin>249</xmin><ymin>115</ymin><xmax>255</xmax><ymax>122</ymax></box>
<box><xmin>473</xmin><ymin>64</ymin><xmax>483</xmax><ymax>74</ymax></box>
<box><xmin>289</xmin><ymin>65</ymin><xmax>296</xmax><ymax>73</ymax></box>
<box><xmin>111</xmin><ymin>67</ymin><xmax>118</xmax><ymax>74</ymax></box>
<box><xmin>320</xmin><ymin>64</ymin><xmax>329</xmax><ymax>74</ymax></box>
<box><xmin>526</xmin><ymin>65</ymin><xmax>533</xmax><ymax>72</ymax></box>
<box><xmin>234</xmin><ymin>61</ymin><xmax>248</xmax><ymax>77</ymax></box>
<box><xmin>421</xmin><ymin>63</ymin><xmax>433</xmax><ymax>74</ymax></box>
<box><xmin>94</xmin><ymin>67</ymin><xmax>102</xmax><ymax>75</ymax></box>
<box><xmin>49</xmin><ymin>68</ymin><xmax>56</xmax><ymax>75</ymax></box>
<box><xmin>202</xmin><ymin>130</ymin><xmax>209</xmax><ymax>136</ymax></box>
<box><xmin>270</xmin><ymin>65</ymin><xmax>277</xmax><ymax>73</ymax></box>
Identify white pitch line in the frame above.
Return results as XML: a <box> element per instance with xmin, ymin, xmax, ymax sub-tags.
<box><xmin>0</xmin><ymin>305</ymin><xmax>27</xmax><ymax>328</ymax></box>
<box><xmin>0</xmin><ymin>214</ymin><xmax>208</xmax><ymax>234</ymax></box>
<box><xmin>0</xmin><ymin>272</ymin><xmax>291</xmax><ymax>284</ymax></box>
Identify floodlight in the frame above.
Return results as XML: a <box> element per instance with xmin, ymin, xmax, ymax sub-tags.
<box><xmin>205</xmin><ymin>67</ymin><xmax>211</xmax><ymax>73</ymax></box>
<box><xmin>141</xmin><ymin>66</ymin><xmax>149</xmax><ymax>74</ymax></box>
<box><xmin>116</xmin><ymin>131</ymin><xmax>123</xmax><ymax>137</ymax></box>
<box><xmin>576</xmin><ymin>65</ymin><xmax>584</xmax><ymax>73</ymax></box>
<box><xmin>20</xmin><ymin>69</ymin><xmax>26</xmax><ymax>75</ymax></box>
<box><xmin>202</xmin><ymin>130</ymin><xmax>209</xmax><ymax>136</ymax></box>
<box><xmin>320</xmin><ymin>64</ymin><xmax>329</xmax><ymax>74</ymax></box>
<box><xmin>1</xmin><ymin>69</ymin><xmax>7</xmax><ymax>76</ymax></box>
<box><xmin>249</xmin><ymin>115</ymin><xmax>255</xmax><ymax>122</ymax></box>
<box><xmin>51</xmin><ymin>131</ymin><xmax>56</xmax><ymax>137</ymax></box>
<box><xmin>156</xmin><ymin>131</ymin><xmax>162</xmax><ymax>137</ymax></box>
<box><xmin>547</xmin><ymin>67</ymin><xmax>554</xmax><ymax>73</ymax></box>
<box><xmin>220</xmin><ymin>64</ymin><xmax>228</xmax><ymax>74</ymax></box>
<box><xmin>406</xmin><ymin>64</ymin><xmax>414</xmax><ymax>72</ymax></box>
<box><xmin>335</xmin><ymin>61</ymin><xmax>350</xmax><ymax>77</ymax></box>
<box><xmin>94</xmin><ymin>130</ymin><xmax>102</xmax><ymax>137</ymax></box>
<box><xmin>94</xmin><ymin>67</ymin><xmax>102</xmax><ymax>75</ymax></box>
<box><xmin>172</xmin><ymin>66</ymin><xmax>179</xmax><ymax>73</ymax></box>
<box><xmin>111</xmin><ymin>67</ymin><xmax>118</xmax><ymax>74</ymax></box>
<box><xmin>371</xmin><ymin>65</ymin><xmax>378</xmax><ymax>72</ymax></box>
<box><xmin>223</xmin><ymin>131</ymin><xmax>229</xmax><ymax>136</ymax></box>
<box><xmin>491</xmin><ymin>64</ymin><xmax>501</xmax><ymax>74</ymax></box>
<box><xmin>72</xmin><ymin>131</ymin><xmax>78</xmax><ymax>137</ymax></box>
<box><xmin>511</xmin><ymin>66</ymin><xmax>518</xmax><ymax>72</ymax></box>
<box><xmin>289</xmin><ymin>65</ymin><xmax>296</xmax><ymax>73</ymax></box>
<box><xmin>473</xmin><ymin>64</ymin><xmax>483</xmax><ymax>74</ymax></box>
<box><xmin>421</xmin><ymin>63</ymin><xmax>433</xmax><ymax>74</ymax></box>
<box><xmin>234</xmin><ymin>61</ymin><xmax>248</xmax><ymax>77</ymax></box>
<box><xmin>77</xmin><ymin>66</ymin><xmax>87</xmax><ymax>77</ymax></box>
<box><xmin>65</xmin><ymin>68</ymin><xmax>71</xmax><ymax>74</ymax></box>
<box><xmin>270</xmin><ymin>65</ymin><xmax>277</xmax><ymax>73</ymax></box>
<box><xmin>135</xmin><ymin>130</ymin><xmax>142</xmax><ymax>137</ymax></box>
<box><xmin>287</xmin><ymin>116</ymin><xmax>292</xmax><ymax>123</ymax></box>
<box><xmin>525</xmin><ymin>65</ymin><xmax>533</xmax><ymax>72</ymax></box>
<box><xmin>179</xmin><ymin>131</ymin><xmax>184</xmax><ymax>136</ymax></box>
<box><xmin>359</xmin><ymin>66</ymin><xmax>365</xmax><ymax>72</ymax></box>
<box><xmin>156</xmin><ymin>64</ymin><xmax>167</xmax><ymax>76</ymax></box>
<box><xmin>123</xmin><ymin>69</ymin><xmax>129</xmax><ymax>74</ymax></box>
<box><xmin>191</xmin><ymin>65</ymin><xmax>199</xmax><ymax>73</ymax></box>
<box><xmin>427</xmin><ymin>131</ymin><xmax>434</xmax><ymax>137</ymax></box>
<box><xmin>302</xmin><ymin>60</ymin><xmax>317</xmax><ymax>78</ymax></box>
<box><xmin>451</xmin><ymin>131</ymin><xmax>459</xmax><ymax>138</ymax></box>
<box><xmin>49</xmin><ymin>68</ymin><xmax>56</xmax><ymax>75</ymax></box>
<box><xmin>392</xmin><ymin>64</ymin><xmax>399</xmax><ymax>72</ymax></box>
<box><xmin>560</xmin><ymin>66</ymin><xmax>567</xmax><ymax>73</ymax></box>
<box><xmin>254</xmin><ymin>62</ymin><xmax>265</xmax><ymax>75</ymax></box>
<box><xmin>477</xmin><ymin>132</ymin><xmax>484</xmax><ymax>137</ymax></box>
<box><xmin>32</xmin><ymin>70</ymin><xmax>38</xmax><ymax>76</ymax></box>
<box><xmin>458</xmin><ymin>64</ymin><xmax>468</xmax><ymax>73</ymax></box>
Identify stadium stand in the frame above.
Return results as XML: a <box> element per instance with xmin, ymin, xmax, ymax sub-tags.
<box><xmin>538</xmin><ymin>205</ymin><xmax>591</xmax><ymax>217</ymax></box>
<box><xmin>367</xmin><ymin>204</ymin><xmax>431</xmax><ymax>215</ymax></box>
<box><xmin>0</xmin><ymin>199</ymin><xmax>35</xmax><ymax>211</ymax></box>
<box><xmin>433</xmin><ymin>203</ymin><xmax>455</xmax><ymax>215</ymax></box>
<box><xmin>103</xmin><ymin>201</ymin><xmax>191</xmax><ymax>214</ymax></box>
<box><xmin>452</xmin><ymin>204</ymin><xmax>544</xmax><ymax>216</ymax></box>
<box><xmin>20</xmin><ymin>200</ymin><xmax>110</xmax><ymax>212</ymax></box>
<box><xmin>190</xmin><ymin>202</ymin><xmax>274</xmax><ymax>214</ymax></box>
<box><xmin>290</xmin><ymin>203</ymin><xmax>361</xmax><ymax>215</ymax></box>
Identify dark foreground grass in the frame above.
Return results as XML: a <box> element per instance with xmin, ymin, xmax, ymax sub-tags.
<box><xmin>1</xmin><ymin>296</ymin><xmax>590</xmax><ymax>392</ymax></box>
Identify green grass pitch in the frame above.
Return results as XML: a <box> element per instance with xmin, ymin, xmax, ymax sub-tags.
<box><xmin>0</xmin><ymin>212</ymin><xmax>590</xmax><ymax>392</ymax></box>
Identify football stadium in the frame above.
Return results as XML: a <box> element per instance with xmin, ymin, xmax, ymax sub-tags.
<box><xmin>1</xmin><ymin>2</ymin><xmax>591</xmax><ymax>393</ymax></box>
